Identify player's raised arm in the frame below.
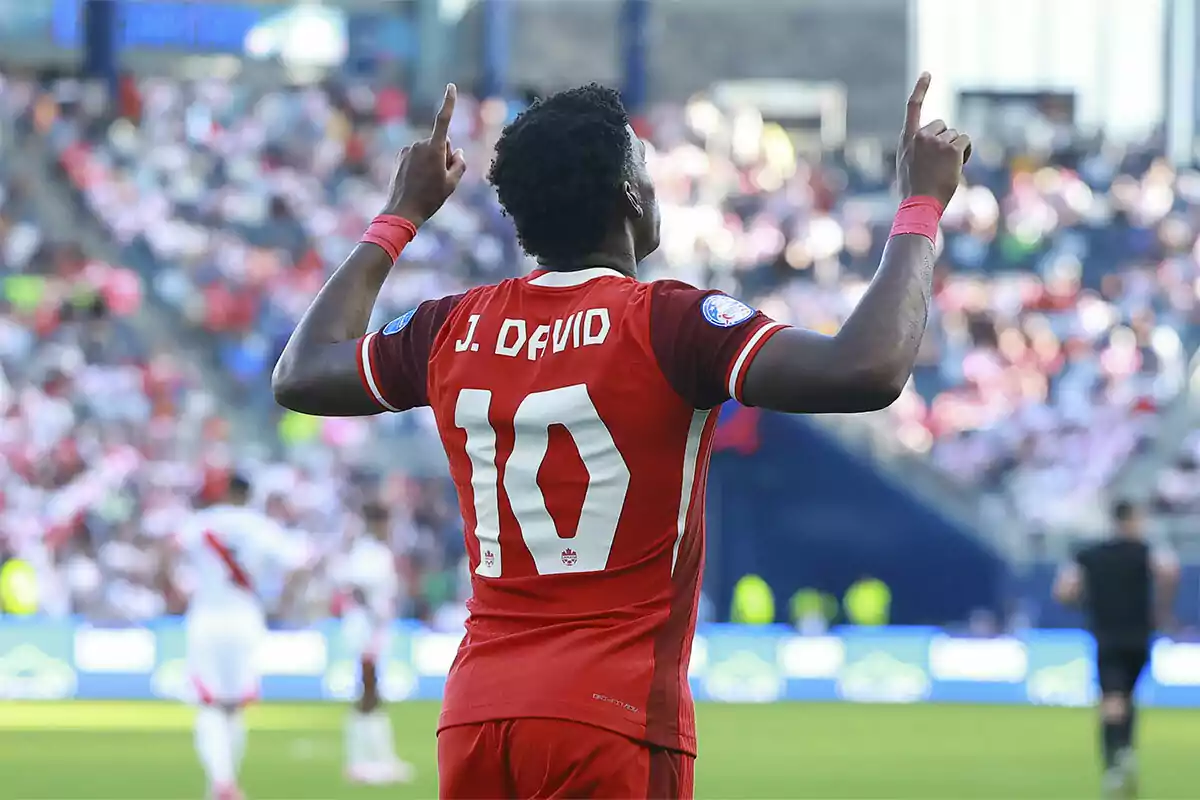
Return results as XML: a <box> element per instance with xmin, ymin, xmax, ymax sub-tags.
<box><xmin>740</xmin><ymin>74</ymin><xmax>970</xmax><ymax>413</ymax></box>
<box><xmin>272</xmin><ymin>84</ymin><xmax>467</xmax><ymax>417</ymax></box>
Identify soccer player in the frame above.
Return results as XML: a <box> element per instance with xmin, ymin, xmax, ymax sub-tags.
<box><xmin>1054</xmin><ymin>500</ymin><xmax>1179</xmax><ymax>798</ymax></box>
<box><xmin>176</xmin><ymin>474</ymin><xmax>311</xmax><ymax>800</ymax></box>
<box><xmin>273</xmin><ymin>75</ymin><xmax>967</xmax><ymax>798</ymax></box>
<box><xmin>337</xmin><ymin>502</ymin><xmax>414</xmax><ymax>785</ymax></box>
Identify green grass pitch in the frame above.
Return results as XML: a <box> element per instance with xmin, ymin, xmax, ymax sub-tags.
<box><xmin>0</xmin><ymin>701</ymin><xmax>1196</xmax><ymax>798</ymax></box>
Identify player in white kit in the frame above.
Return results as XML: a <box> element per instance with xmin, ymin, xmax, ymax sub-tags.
<box><xmin>338</xmin><ymin>502</ymin><xmax>413</xmax><ymax>784</ymax></box>
<box><xmin>177</xmin><ymin>474</ymin><xmax>309</xmax><ymax>800</ymax></box>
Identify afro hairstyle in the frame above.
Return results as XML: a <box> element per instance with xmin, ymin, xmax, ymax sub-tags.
<box><xmin>488</xmin><ymin>84</ymin><xmax>635</xmax><ymax>263</ymax></box>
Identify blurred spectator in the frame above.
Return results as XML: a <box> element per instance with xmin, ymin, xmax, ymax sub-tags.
<box><xmin>5</xmin><ymin>72</ymin><xmax>1200</xmax><ymax>622</ymax></box>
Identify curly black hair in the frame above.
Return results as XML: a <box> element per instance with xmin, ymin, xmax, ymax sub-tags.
<box><xmin>488</xmin><ymin>84</ymin><xmax>634</xmax><ymax>263</ymax></box>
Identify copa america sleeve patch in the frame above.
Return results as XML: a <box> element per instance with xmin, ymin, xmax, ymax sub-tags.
<box><xmin>701</xmin><ymin>294</ymin><xmax>756</xmax><ymax>328</ymax></box>
<box><xmin>381</xmin><ymin>308</ymin><xmax>416</xmax><ymax>336</ymax></box>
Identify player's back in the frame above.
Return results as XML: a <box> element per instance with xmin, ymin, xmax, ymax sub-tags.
<box><xmin>182</xmin><ymin>504</ymin><xmax>288</xmax><ymax>612</ymax></box>
<box><xmin>416</xmin><ymin>267</ymin><xmax>783</xmax><ymax>754</ymax></box>
<box><xmin>1077</xmin><ymin>539</ymin><xmax>1152</xmax><ymax>645</ymax></box>
<box><xmin>341</xmin><ymin>536</ymin><xmax>399</xmax><ymax>617</ymax></box>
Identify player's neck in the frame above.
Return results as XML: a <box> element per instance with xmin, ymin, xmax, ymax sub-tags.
<box><xmin>537</xmin><ymin>252</ymin><xmax>637</xmax><ymax>279</ymax></box>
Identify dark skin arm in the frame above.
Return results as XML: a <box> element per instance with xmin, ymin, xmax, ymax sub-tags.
<box><xmin>270</xmin><ymin>244</ymin><xmax>393</xmax><ymax>417</ymax></box>
<box><xmin>742</xmin><ymin>233</ymin><xmax>934</xmax><ymax>413</ymax></box>
<box><xmin>272</xmin><ymin>85</ymin><xmax>467</xmax><ymax>417</ymax></box>
<box><xmin>742</xmin><ymin>74</ymin><xmax>971</xmax><ymax>414</ymax></box>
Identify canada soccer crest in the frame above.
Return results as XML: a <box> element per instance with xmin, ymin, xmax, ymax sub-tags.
<box><xmin>561</xmin><ymin>548</ymin><xmax>578</xmax><ymax>567</ymax></box>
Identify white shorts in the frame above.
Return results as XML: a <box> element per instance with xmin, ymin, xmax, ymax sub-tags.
<box><xmin>342</xmin><ymin>608</ymin><xmax>390</xmax><ymax>662</ymax></box>
<box><xmin>186</xmin><ymin>604</ymin><xmax>266</xmax><ymax>705</ymax></box>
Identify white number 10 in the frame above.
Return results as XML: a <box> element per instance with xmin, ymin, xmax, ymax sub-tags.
<box><xmin>454</xmin><ymin>385</ymin><xmax>631</xmax><ymax>577</ymax></box>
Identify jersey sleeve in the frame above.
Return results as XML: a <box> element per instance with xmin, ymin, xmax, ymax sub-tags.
<box><xmin>649</xmin><ymin>280</ymin><xmax>788</xmax><ymax>409</ymax></box>
<box><xmin>356</xmin><ymin>293</ymin><xmax>464</xmax><ymax>412</ymax></box>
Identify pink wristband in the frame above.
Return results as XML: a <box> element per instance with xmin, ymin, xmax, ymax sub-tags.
<box><xmin>360</xmin><ymin>214</ymin><xmax>418</xmax><ymax>262</ymax></box>
<box><xmin>889</xmin><ymin>196</ymin><xmax>944</xmax><ymax>244</ymax></box>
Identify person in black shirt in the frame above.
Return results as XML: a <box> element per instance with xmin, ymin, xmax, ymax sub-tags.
<box><xmin>1053</xmin><ymin>501</ymin><xmax>1179</xmax><ymax>798</ymax></box>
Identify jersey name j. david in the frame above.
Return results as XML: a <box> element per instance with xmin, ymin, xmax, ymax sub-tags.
<box><xmin>356</xmin><ymin>267</ymin><xmax>786</xmax><ymax>755</ymax></box>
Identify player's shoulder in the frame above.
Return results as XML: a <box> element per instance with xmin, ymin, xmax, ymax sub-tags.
<box><xmin>349</xmin><ymin>541</ymin><xmax>391</xmax><ymax>575</ymax></box>
<box><xmin>464</xmin><ymin>277</ymin><xmax>530</xmax><ymax>302</ymax></box>
<box><xmin>190</xmin><ymin>505</ymin><xmax>224</xmax><ymax>527</ymax></box>
<box><xmin>351</xmin><ymin>537</ymin><xmax>385</xmax><ymax>558</ymax></box>
<box><xmin>647</xmin><ymin>277</ymin><xmax>703</xmax><ymax>293</ymax></box>
<box><xmin>377</xmin><ymin>287</ymin><xmax>487</xmax><ymax>337</ymax></box>
<box><xmin>1096</xmin><ymin>537</ymin><xmax>1149</xmax><ymax>554</ymax></box>
<box><xmin>1121</xmin><ymin>538</ymin><xmax>1152</xmax><ymax>557</ymax></box>
<box><xmin>459</xmin><ymin>282</ymin><xmax>501</xmax><ymax>304</ymax></box>
<box><xmin>219</xmin><ymin>505</ymin><xmax>272</xmax><ymax>534</ymax></box>
<box><xmin>184</xmin><ymin>505</ymin><xmax>239</xmax><ymax>543</ymax></box>
<box><xmin>465</xmin><ymin>277</ymin><xmax>525</xmax><ymax>306</ymax></box>
<box><xmin>645</xmin><ymin>279</ymin><xmax>757</xmax><ymax>328</ymax></box>
<box><xmin>419</xmin><ymin>282</ymin><xmax>516</xmax><ymax>331</ymax></box>
<box><xmin>642</xmin><ymin>278</ymin><xmax>704</xmax><ymax>302</ymax></box>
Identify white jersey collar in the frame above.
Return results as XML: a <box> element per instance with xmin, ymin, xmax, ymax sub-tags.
<box><xmin>527</xmin><ymin>266</ymin><xmax>626</xmax><ymax>287</ymax></box>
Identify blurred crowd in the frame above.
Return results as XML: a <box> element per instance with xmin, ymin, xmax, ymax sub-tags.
<box><xmin>0</xmin><ymin>76</ymin><xmax>472</xmax><ymax>624</ymax></box>
<box><xmin>3</xmin><ymin>70</ymin><xmax>1200</xmax><ymax>621</ymax></box>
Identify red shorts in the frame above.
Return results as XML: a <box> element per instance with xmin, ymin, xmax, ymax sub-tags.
<box><xmin>437</xmin><ymin>718</ymin><xmax>694</xmax><ymax>799</ymax></box>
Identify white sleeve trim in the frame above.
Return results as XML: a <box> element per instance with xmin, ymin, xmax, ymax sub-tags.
<box><xmin>727</xmin><ymin>322</ymin><xmax>783</xmax><ymax>402</ymax></box>
<box><xmin>360</xmin><ymin>332</ymin><xmax>400</xmax><ymax>412</ymax></box>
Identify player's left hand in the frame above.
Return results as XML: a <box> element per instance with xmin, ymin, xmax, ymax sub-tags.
<box><xmin>383</xmin><ymin>83</ymin><xmax>468</xmax><ymax>228</ymax></box>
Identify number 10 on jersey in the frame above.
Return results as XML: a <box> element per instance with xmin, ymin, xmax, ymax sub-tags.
<box><xmin>454</xmin><ymin>385</ymin><xmax>631</xmax><ymax>577</ymax></box>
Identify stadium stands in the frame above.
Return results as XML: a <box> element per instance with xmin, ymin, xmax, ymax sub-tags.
<box><xmin>4</xmin><ymin>72</ymin><xmax>1200</xmax><ymax>625</ymax></box>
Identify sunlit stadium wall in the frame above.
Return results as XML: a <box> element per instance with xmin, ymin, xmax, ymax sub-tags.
<box><xmin>2</xmin><ymin>620</ymin><xmax>1200</xmax><ymax>707</ymax></box>
<box><xmin>912</xmin><ymin>0</ymin><xmax>1166</xmax><ymax>141</ymax></box>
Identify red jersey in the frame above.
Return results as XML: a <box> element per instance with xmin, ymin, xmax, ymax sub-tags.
<box><xmin>357</xmin><ymin>266</ymin><xmax>786</xmax><ymax>755</ymax></box>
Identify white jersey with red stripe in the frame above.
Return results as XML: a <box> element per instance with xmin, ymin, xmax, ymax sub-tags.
<box><xmin>179</xmin><ymin>504</ymin><xmax>304</xmax><ymax>615</ymax></box>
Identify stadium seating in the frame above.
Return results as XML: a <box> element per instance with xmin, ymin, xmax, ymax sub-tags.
<box><xmin>5</xmin><ymin>72</ymin><xmax>1200</xmax><ymax>624</ymax></box>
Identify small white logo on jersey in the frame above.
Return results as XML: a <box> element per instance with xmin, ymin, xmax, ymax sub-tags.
<box><xmin>382</xmin><ymin>308</ymin><xmax>416</xmax><ymax>336</ymax></box>
<box><xmin>701</xmin><ymin>294</ymin><xmax>755</xmax><ymax>327</ymax></box>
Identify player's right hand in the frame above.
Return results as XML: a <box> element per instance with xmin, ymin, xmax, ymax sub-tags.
<box><xmin>383</xmin><ymin>83</ymin><xmax>468</xmax><ymax>227</ymax></box>
<box><xmin>897</xmin><ymin>73</ymin><xmax>970</xmax><ymax>209</ymax></box>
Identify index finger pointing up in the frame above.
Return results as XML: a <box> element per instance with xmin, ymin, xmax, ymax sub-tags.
<box><xmin>903</xmin><ymin>72</ymin><xmax>931</xmax><ymax>141</ymax></box>
<box><xmin>432</xmin><ymin>83</ymin><xmax>457</xmax><ymax>143</ymax></box>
